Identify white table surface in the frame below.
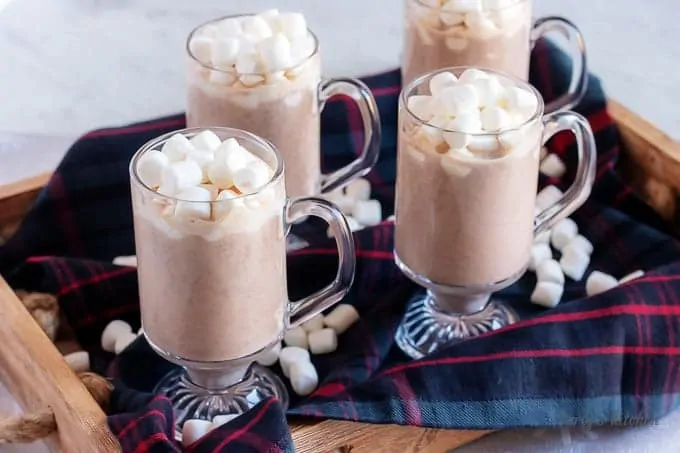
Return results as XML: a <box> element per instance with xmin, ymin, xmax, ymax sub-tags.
<box><xmin>0</xmin><ymin>1</ymin><xmax>679</xmax><ymax>451</ymax></box>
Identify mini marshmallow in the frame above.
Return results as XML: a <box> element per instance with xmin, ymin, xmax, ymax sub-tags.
<box><xmin>199</xmin><ymin>183</ymin><xmax>219</xmax><ymax>200</ymax></box>
<box><xmin>308</xmin><ymin>328</ymin><xmax>338</xmax><ymax>355</ymax></box>
<box><xmin>551</xmin><ymin>218</ymin><xmax>578</xmax><ymax>251</ymax></box>
<box><xmin>345</xmin><ymin>178</ymin><xmax>371</xmax><ymax>201</ymax></box>
<box><xmin>540</xmin><ymin>154</ymin><xmax>566</xmax><ymax>178</ymax></box>
<box><xmin>207</xmin><ymin>163</ymin><xmax>235</xmax><ymax>189</ymax></box>
<box><xmin>211</xmin><ymin>38</ymin><xmax>240</xmax><ymax>67</ymax></box>
<box><xmin>301</xmin><ymin>315</ymin><xmax>325</xmax><ymax>333</ymax></box>
<box><xmin>258</xmin><ymin>33</ymin><xmax>292</xmax><ymax>71</ymax></box>
<box><xmin>114</xmin><ymin>331</ymin><xmax>137</xmax><ymax>355</ymax></box>
<box><xmin>162</xmin><ymin>133</ymin><xmax>195</xmax><ymax>162</ymax></box>
<box><xmin>353</xmin><ymin>199</ymin><xmax>382</xmax><ymax>227</ymax></box>
<box><xmin>407</xmin><ymin>95</ymin><xmax>433</xmax><ymax>121</ymax></box>
<box><xmin>468</xmin><ymin>135</ymin><xmax>499</xmax><ymax>155</ymax></box>
<box><xmin>275</xmin><ymin>13</ymin><xmax>308</xmax><ymax>39</ymax></box>
<box><xmin>174</xmin><ymin>186</ymin><xmax>212</xmax><ymax>220</ymax></box>
<box><xmin>212</xmin><ymin>190</ymin><xmax>239</xmax><ymax>220</ymax></box>
<box><xmin>137</xmin><ymin>150</ymin><xmax>169</xmax><ymax>187</ymax></box>
<box><xmin>289</xmin><ymin>34</ymin><xmax>315</xmax><ymax>65</ymax></box>
<box><xmin>283</xmin><ymin>327</ymin><xmax>308</xmax><ymax>350</ymax></box>
<box><xmin>528</xmin><ymin>242</ymin><xmax>552</xmax><ymax>271</ymax></box>
<box><xmin>443</xmin><ymin>113</ymin><xmax>482</xmax><ymax>149</ymax></box>
<box><xmin>502</xmin><ymin>86</ymin><xmax>539</xmax><ymax>120</ymax></box>
<box><xmin>458</xmin><ymin>69</ymin><xmax>488</xmax><ymax>84</ymax></box>
<box><xmin>323</xmin><ymin>304</ymin><xmax>360</xmax><ymax>335</ymax></box>
<box><xmin>235</xmin><ymin>54</ymin><xmax>264</xmax><ymax>87</ymax></box>
<box><xmin>256</xmin><ymin>341</ymin><xmax>281</xmax><ymax>366</ymax></box>
<box><xmin>217</xmin><ymin>18</ymin><xmax>243</xmax><ymax>38</ymax></box>
<box><xmin>160</xmin><ymin>160</ymin><xmax>204</xmax><ymax>196</ymax></box>
<box><xmin>535</xmin><ymin>185</ymin><xmax>563</xmax><ymax>211</ymax></box>
<box><xmin>182</xmin><ymin>420</ymin><xmax>213</xmax><ymax>446</ymax></box>
<box><xmin>531</xmin><ymin>281</ymin><xmax>564</xmax><ymax>308</ymax></box>
<box><xmin>480</xmin><ymin>106</ymin><xmax>510</xmax><ymax>131</ymax></box>
<box><xmin>189</xmin><ymin>36</ymin><xmax>213</xmax><ymax>63</ymax></box>
<box><xmin>560</xmin><ymin>246</ymin><xmax>590</xmax><ymax>281</ymax></box>
<box><xmin>242</xmin><ymin>15</ymin><xmax>273</xmax><ymax>40</ymax></box>
<box><xmin>278</xmin><ymin>346</ymin><xmax>310</xmax><ymax>378</ymax></box>
<box><xmin>188</xmin><ymin>149</ymin><xmax>215</xmax><ymax>182</ymax></box>
<box><xmin>289</xmin><ymin>361</ymin><xmax>319</xmax><ymax>396</ymax></box>
<box><xmin>327</xmin><ymin>215</ymin><xmax>363</xmax><ymax>238</ymax></box>
<box><xmin>190</xmin><ymin>130</ymin><xmax>222</xmax><ymax>151</ymax></box>
<box><xmin>471</xmin><ymin>76</ymin><xmax>505</xmax><ymax>110</ymax></box>
<box><xmin>619</xmin><ymin>270</ymin><xmax>645</xmax><ymax>284</ymax></box>
<box><xmin>211</xmin><ymin>414</ymin><xmax>239</xmax><ymax>429</ymax></box>
<box><xmin>586</xmin><ymin>271</ymin><xmax>619</xmax><ymax>296</ymax></box>
<box><xmin>568</xmin><ymin>235</ymin><xmax>594</xmax><ymax>256</ymax></box>
<box><xmin>64</xmin><ymin>351</ymin><xmax>90</xmax><ymax>373</ymax></box>
<box><xmin>233</xmin><ymin>162</ymin><xmax>271</xmax><ymax>194</ymax></box>
<box><xmin>440</xmin><ymin>2</ymin><xmax>465</xmax><ymax>25</ymax></box>
<box><xmin>439</xmin><ymin>84</ymin><xmax>480</xmax><ymax>115</ymax></box>
<box><xmin>465</xmin><ymin>12</ymin><xmax>501</xmax><ymax>38</ymax></box>
<box><xmin>258</xmin><ymin>8</ymin><xmax>280</xmax><ymax>23</ymax></box>
<box><xmin>112</xmin><ymin>255</ymin><xmax>137</xmax><ymax>267</ymax></box>
<box><xmin>429</xmin><ymin>71</ymin><xmax>458</xmax><ymax>96</ymax></box>
<box><xmin>101</xmin><ymin>320</ymin><xmax>132</xmax><ymax>353</ymax></box>
<box><xmin>536</xmin><ymin>259</ymin><xmax>565</xmax><ymax>285</ymax></box>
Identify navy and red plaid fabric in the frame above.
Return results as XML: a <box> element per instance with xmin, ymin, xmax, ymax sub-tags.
<box><xmin>2</xmin><ymin>40</ymin><xmax>680</xmax><ymax>452</ymax></box>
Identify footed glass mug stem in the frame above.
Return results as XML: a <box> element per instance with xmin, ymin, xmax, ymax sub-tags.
<box><xmin>318</xmin><ymin>78</ymin><xmax>382</xmax><ymax>194</ymax></box>
<box><xmin>286</xmin><ymin>197</ymin><xmax>356</xmax><ymax>326</ymax></box>
<box><xmin>534</xmin><ymin>111</ymin><xmax>597</xmax><ymax>233</ymax></box>
<box><xmin>531</xmin><ymin>16</ymin><xmax>588</xmax><ymax>113</ymax></box>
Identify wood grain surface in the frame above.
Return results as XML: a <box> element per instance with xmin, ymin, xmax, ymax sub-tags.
<box><xmin>0</xmin><ymin>275</ymin><xmax>120</xmax><ymax>452</ymax></box>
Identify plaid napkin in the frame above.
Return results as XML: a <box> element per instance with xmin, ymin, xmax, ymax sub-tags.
<box><xmin>2</xmin><ymin>39</ymin><xmax>680</xmax><ymax>453</ymax></box>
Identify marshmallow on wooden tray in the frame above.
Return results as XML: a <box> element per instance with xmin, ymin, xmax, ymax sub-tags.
<box><xmin>301</xmin><ymin>315</ymin><xmax>324</xmax><ymax>333</ymax></box>
<box><xmin>531</xmin><ymin>281</ymin><xmax>564</xmax><ymax>308</ymax></box>
<box><xmin>308</xmin><ymin>328</ymin><xmax>338</xmax><ymax>355</ymax></box>
<box><xmin>114</xmin><ymin>331</ymin><xmax>138</xmax><ymax>355</ymax></box>
<box><xmin>535</xmin><ymin>185</ymin><xmax>563</xmax><ymax>211</ymax></box>
<box><xmin>278</xmin><ymin>346</ymin><xmax>310</xmax><ymax>378</ymax></box>
<box><xmin>560</xmin><ymin>246</ymin><xmax>590</xmax><ymax>281</ymax></box>
<box><xmin>540</xmin><ymin>154</ymin><xmax>566</xmax><ymax>178</ymax></box>
<box><xmin>289</xmin><ymin>360</ymin><xmax>319</xmax><ymax>396</ymax></box>
<box><xmin>528</xmin><ymin>242</ymin><xmax>552</xmax><ymax>271</ymax></box>
<box><xmin>551</xmin><ymin>218</ymin><xmax>578</xmax><ymax>251</ymax></box>
<box><xmin>620</xmin><ymin>270</ymin><xmax>645</xmax><ymax>284</ymax></box>
<box><xmin>64</xmin><ymin>351</ymin><xmax>90</xmax><ymax>373</ymax></box>
<box><xmin>536</xmin><ymin>259</ymin><xmax>565</xmax><ymax>285</ymax></box>
<box><xmin>586</xmin><ymin>271</ymin><xmax>619</xmax><ymax>296</ymax></box>
<box><xmin>101</xmin><ymin>320</ymin><xmax>132</xmax><ymax>352</ymax></box>
<box><xmin>256</xmin><ymin>341</ymin><xmax>281</xmax><ymax>366</ymax></box>
<box><xmin>182</xmin><ymin>420</ymin><xmax>213</xmax><ymax>446</ymax></box>
<box><xmin>323</xmin><ymin>304</ymin><xmax>360</xmax><ymax>335</ymax></box>
<box><xmin>283</xmin><ymin>326</ymin><xmax>308</xmax><ymax>349</ymax></box>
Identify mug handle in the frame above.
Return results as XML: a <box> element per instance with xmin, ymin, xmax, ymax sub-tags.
<box><xmin>534</xmin><ymin>111</ymin><xmax>597</xmax><ymax>234</ymax></box>
<box><xmin>318</xmin><ymin>78</ymin><xmax>382</xmax><ymax>194</ymax></box>
<box><xmin>531</xmin><ymin>16</ymin><xmax>588</xmax><ymax>113</ymax></box>
<box><xmin>286</xmin><ymin>197</ymin><xmax>356</xmax><ymax>326</ymax></box>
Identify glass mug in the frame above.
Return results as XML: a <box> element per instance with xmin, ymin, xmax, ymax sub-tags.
<box><xmin>393</xmin><ymin>67</ymin><xmax>596</xmax><ymax>359</ymax></box>
<box><xmin>130</xmin><ymin>126</ymin><xmax>355</xmax><ymax>438</ymax></box>
<box><xmin>402</xmin><ymin>0</ymin><xmax>588</xmax><ymax>113</ymax></box>
<box><xmin>185</xmin><ymin>14</ymin><xmax>382</xmax><ymax>199</ymax></box>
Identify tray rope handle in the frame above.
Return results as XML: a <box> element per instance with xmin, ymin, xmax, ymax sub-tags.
<box><xmin>0</xmin><ymin>372</ymin><xmax>112</xmax><ymax>444</ymax></box>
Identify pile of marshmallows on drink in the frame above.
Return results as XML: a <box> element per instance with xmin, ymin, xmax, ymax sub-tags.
<box><xmin>189</xmin><ymin>9</ymin><xmax>315</xmax><ymax>87</ymax></box>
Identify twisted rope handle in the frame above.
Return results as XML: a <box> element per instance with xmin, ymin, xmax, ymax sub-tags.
<box><xmin>0</xmin><ymin>372</ymin><xmax>113</xmax><ymax>444</ymax></box>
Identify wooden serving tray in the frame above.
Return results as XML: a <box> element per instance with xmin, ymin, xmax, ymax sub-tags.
<box><xmin>0</xmin><ymin>100</ymin><xmax>677</xmax><ymax>452</ymax></box>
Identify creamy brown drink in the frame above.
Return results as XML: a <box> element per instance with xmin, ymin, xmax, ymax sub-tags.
<box><xmin>395</xmin><ymin>68</ymin><xmax>542</xmax><ymax>286</ymax></box>
<box><xmin>403</xmin><ymin>0</ymin><xmax>532</xmax><ymax>86</ymax></box>
<box><xmin>131</xmin><ymin>128</ymin><xmax>287</xmax><ymax>362</ymax></box>
<box><xmin>186</xmin><ymin>10</ymin><xmax>381</xmax><ymax>199</ymax></box>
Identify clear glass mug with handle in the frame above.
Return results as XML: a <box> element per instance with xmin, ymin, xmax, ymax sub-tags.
<box><xmin>402</xmin><ymin>0</ymin><xmax>588</xmax><ymax>113</ymax></box>
<box><xmin>185</xmin><ymin>12</ymin><xmax>382</xmax><ymax>199</ymax></box>
<box><xmin>129</xmin><ymin>126</ymin><xmax>356</xmax><ymax>439</ymax></box>
<box><xmin>393</xmin><ymin>67</ymin><xmax>596</xmax><ymax>359</ymax></box>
